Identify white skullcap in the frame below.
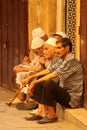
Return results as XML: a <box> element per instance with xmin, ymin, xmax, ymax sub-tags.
<box><xmin>54</xmin><ymin>32</ymin><xmax>68</xmax><ymax>38</ymax></box>
<box><xmin>31</xmin><ymin>37</ymin><xmax>44</xmax><ymax>49</ymax></box>
<box><xmin>46</xmin><ymin>38</ymin><xmax>57</xmax><ymax>47</ymax></box>
<box><xmin>32</xmin><ymin>27</ymin><xmax>45</xmax><ymax>39</ymax></box>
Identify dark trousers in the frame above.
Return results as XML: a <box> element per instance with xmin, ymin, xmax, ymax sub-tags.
<box><xmin>31</xmin><ymin>80</ymin><xmax>71</xmax><ymax>108</ymax></box>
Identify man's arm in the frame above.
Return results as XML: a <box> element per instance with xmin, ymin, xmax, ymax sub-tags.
<box><xmin>28</xmin><ymin>72</ymin><xmax>57</xmax><ymax>96</ymax></box>
<box><xmin>20</xmin><ymin>65</ymin><xmax>45</xmax><ymax>72</ymax></box>
<box><xmin>34</xmin><ymin>71</ymin><xmax>57</xmax><ymax>84</ymax></box>
<box><xmin>22</xmin><ymin>69</ymin><xmax>50</xmax><ymax>86</ymax></box>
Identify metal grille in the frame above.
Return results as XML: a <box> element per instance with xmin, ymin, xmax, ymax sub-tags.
<box><xmin>65</xmin><ymin>0</ymin><xmax>76</xmax><ymax>52</ymax></box>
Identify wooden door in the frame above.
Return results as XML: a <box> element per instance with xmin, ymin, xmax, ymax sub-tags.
<box><xmin>0</xmin><ymin>0</ymin><xmax>29</xmax><ymax>90</ymax></box>
<box><xmin>80</xmin><ymin>0</ymin><xmax>87</xmax><ymax>108</ymax></box>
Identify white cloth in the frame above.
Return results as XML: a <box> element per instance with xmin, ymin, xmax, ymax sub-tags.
<box><xmin>46</xmin><ymin>38</ymin><xmax>57</xmax><ymax>47</ymax></box>
<box><xmin>21</xmin><ymin>84</ymin><xmax>29</xmax><ymax>94</ymax></box>
<box><xmin>31</xmin><ymin>37</ymin><xmax>44</xmax><ymax>49</ymax></box>
<box><xmin>16</xmin><ymin>71</ymin><xmax>30</xmax><ymax>86</ymax></box>
<box><xmin>15</xmin><ymin>55</ymin><xmax>41</xmax><ymax>86</ymax></box>
<box><xmin>32</xmin><ymin>27</ymin><xmax>45</xmax><ymax>39</ymax></box>
<box><xmin>53</xmin><ymin>32</ymin><xmax>68</xmax><ymax>38</ymax></box>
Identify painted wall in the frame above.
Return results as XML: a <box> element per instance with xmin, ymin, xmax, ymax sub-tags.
<box><xmin>28</xmin><ymin>0</ymin><xmax>80</xmax><ymax>60</ymax></box>
<box><xmin>28</xmin><ymin>0</ymin><xmax>57</xmax><ymax>45</ymax></box>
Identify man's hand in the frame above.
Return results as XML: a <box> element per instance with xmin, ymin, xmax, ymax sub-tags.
<box><xmin>27</xmin><ymin>81</ymin><xmax>36</xmax><ymax>96</ymax></box>
<box><xmin>22</xmin><ymin>77</ymin><xmax>31</xmax><ymax>86</ymax></box>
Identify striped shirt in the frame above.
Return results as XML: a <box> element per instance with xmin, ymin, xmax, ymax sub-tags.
<box><xmin>48</xmin><ymin>53</ymin><xmax>83</xmax><ymax>108</ymax></box>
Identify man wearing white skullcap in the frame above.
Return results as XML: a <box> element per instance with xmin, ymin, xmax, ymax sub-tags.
<box><xmin>13</xmin><ymin>27</ymin><xmax>47</xmax><ymax>86</ymax></box>
<box><xmin>43</xmin><ymin>32</ymin><xmax>67</xmax><ymax>47</ymax></box>
<box><xmin>10</xmin><ymin>37</ymin><xmax>47</xmax><ymax>105</ymax></box>
<box><xmin>32</xmin><ymin>28</ymin><xmax>45</xmax><ymax>38</ymax></box>
<box><xmin>10</xmin><ymin>27</ymin><xmax>48</xmax><ymax>106</ymax></box>
<box><xmin>49</xmin><ymin>31</ymin><xmax>67</xmax><ymax>41</ymax></box>
<box><xmin>32</xmin><ymin>27</ymin><xmax>48</xmax><ymax>41</ymax></box>
<box><xmin>53</xmin><ymin>32</ymin><xmax>68</xmax><ymax>38</ymax></box>
<box><xmin>45</xmin><ymin>38</ymin><xmax>57</xmax><ymax>47</ymax></box>
<box><xmin>31</xmin><ymin>37</ymin><xmax>44</xmax><ymax>49</ymax></box>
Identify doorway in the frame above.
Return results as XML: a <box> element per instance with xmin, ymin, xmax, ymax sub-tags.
<box><xmin>80</xmin><ymin>0</ymin><xmax>87</xmax><ymax>108</ymax></box>
<box><xmin>0</xmin><ymin>0</ymin><xmax>29</xmax><ymax>90</ymax></box>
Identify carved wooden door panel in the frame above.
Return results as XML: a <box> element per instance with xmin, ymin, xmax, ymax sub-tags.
<box><xmin>80</xmin><ymin>0</ymin><xmax>87</xmax><ymax>108</ymax></box>
<box><xmin>0</xmin><ymin>0</ymin><xmax>28</xmax><ymax>90</ymax></box>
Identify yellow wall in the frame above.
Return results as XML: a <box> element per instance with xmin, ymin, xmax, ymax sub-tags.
<box><xmin>75</xmin><ymin>0</ymin><xmax>80</xmax><ymax>60</ymax></box>
<box><xmin>28</xmin><ymin>0</ymin><xmax>57</xmax><ymax>45</ymax></box>
<box><xmin>28</xmin><ymin>0</ymin><xmax>80</xmax><ymax>60</ymax></box>
<box><xmin>28</xmin><ymin>0</ymin><xmax>57</xmax><ymax>60</ymax></box>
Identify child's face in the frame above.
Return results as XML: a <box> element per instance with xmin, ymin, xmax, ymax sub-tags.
<box><xmin>22</xmin><ymin>56</ymin><xmax>30</xmax><ymax>64</ymax></box>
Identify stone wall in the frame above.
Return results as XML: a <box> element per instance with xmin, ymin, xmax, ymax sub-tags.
<box><xmin>28</xmin><ymin>0</ymin><xmax>79</xmax><ymax>59</ymax></box>
<box><xmin>28</xmin><ymin>0</ymin><xmax>57</xmax><ymax>45</ymax></box>
<box><xmin>28</xmin><ymin>0</ymin><xmax>57</xmax><ymax>59</ymax></box>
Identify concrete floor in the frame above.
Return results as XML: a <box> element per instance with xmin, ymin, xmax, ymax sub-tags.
<box><xmin>0</xmin><ymin>87</ymin><xmax>82</xmax><ymax>130</ymax></box>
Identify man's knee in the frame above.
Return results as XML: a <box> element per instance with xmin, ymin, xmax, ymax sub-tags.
<box><xmin>43</xmin><ymin>80</ymin><xmax>54</xmax><ymax>86</ymax></box>
<box><xmin>43</xmin><ymin>80</ymin><xmax>56</xmax><ymax>93</ymax></box>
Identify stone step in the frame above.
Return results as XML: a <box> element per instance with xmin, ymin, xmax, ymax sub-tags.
<box><xmin>56</xmin><ymin>103</ymin><xmax>87</xmax><ymax>130</ymax></box>
<box><xmin>64</xmin><ymin>108</ymin><xmax>87</xmax><ymax>130</ymax></box>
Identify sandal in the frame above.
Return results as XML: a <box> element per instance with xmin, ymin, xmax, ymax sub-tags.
<box><xmin>37</xmin><ymin>116</ymin><xmax>58</xmax><ymax>124</ymax></box>
<box><xmin>25</xmin><ymin>115</ymin><xmax>43</xmax><ymax>121</ymax></box>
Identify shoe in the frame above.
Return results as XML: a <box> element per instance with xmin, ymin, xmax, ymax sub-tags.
<box><xmin>25</xmin><ymin>115</ymin><xmax>43</xmax><ymax>121</ymax></box>
<box><xmin>37</xmin><ymin>116</ymin><xmax>58</xmax><ymax>124</ymax></box>
<box><xmin>6</xmin><ymin>98</ymin><xmax>22</xmax><ymax>106</ymax></box>
<box><xmin>16</xmin><ymin>102</ymin><xmax>38</xmax><ymax>110</ymax></box>
<box><xmin>29</xmin><ymin>108</ymin><xmax>38</xmax><ymax>115</ymax></box>
<box><xmin>11</xmin><ymin>98</ymin><xmax>22</xmax><ymax>104</ymax></box>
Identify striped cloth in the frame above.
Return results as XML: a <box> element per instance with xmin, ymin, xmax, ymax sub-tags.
<box><xmin>48</xmin><ymin>53</ymin><xmax>83</xmax><ymax>108</ymax></box>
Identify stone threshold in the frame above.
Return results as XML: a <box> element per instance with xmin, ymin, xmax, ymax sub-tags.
<box><xmin>64</xmin><ymin>108</ymin><xmax>87</xmax><ymax>130</ymax></box>
<box><xmin>56</xmin><ymin>103</ymin><xmax>87</xmax><ymax>130</ymax></box>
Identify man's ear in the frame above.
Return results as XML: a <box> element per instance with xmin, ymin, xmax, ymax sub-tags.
<box><xmin>66</xmin><ymin>45</ymin><xmax>70</xmax><ymax>52</ymax></box>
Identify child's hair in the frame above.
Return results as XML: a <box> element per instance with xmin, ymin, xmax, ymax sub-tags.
<box><xmin>22</xmin><ymin>56</ymin><xmax>30</xmax><ymax>65</ymax></box>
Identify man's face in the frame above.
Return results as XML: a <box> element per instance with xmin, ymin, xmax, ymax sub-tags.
<box><xmin>32</xmin><ymin>46</ymin><xmax>43</xmax><ymax>56</ymax></box>
<box><xmin>43</xmin><ymin>44</ymin><xmax>56</xmax><ymax>60</ymax></box>
<box><xmin>56</xmin><ymin>42</ymin><xmax>69</xmax><ymax>59</ymax></box>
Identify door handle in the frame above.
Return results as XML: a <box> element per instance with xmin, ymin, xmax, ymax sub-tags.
<box><xmin>3</xmin><ymin>42</ymin><xmax>6</xmax><ymax>49</ymax></box>
<box><xmin>3</xmin><ymin>41</ymin><xmax>9</xmax><ymax>49</ymax></box>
